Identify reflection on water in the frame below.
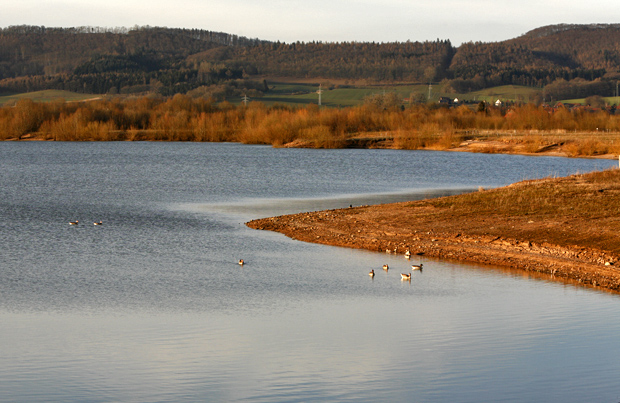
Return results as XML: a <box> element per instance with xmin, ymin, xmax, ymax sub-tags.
<box><xmin>180</xmin><ymin>188</ymin><xmax>475</xmax><ymax>218</ymax></box>
<box><xmin>1</xmin><ymin>142</ymin><xmax>619</xmax><ymax>402</ymax></box>
<box><xmin>3</xmin><ymin>262</ymin><xmax>619</xmax><ymax>402</ymax></box>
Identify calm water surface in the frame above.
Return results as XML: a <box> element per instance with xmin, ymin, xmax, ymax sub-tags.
<box><xmin>1</xmin><ymin>142</ymin><xmax>619</xmax><ymax>402</ymax></box>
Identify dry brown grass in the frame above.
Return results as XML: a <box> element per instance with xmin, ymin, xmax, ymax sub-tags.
<box><xmin>416</xmin><ymin>168</ymin><xmax>620</xmax><ymax>252</ymax></box>
<box><xmin>4</xmin><ymin>98</ymin><xmax>620</xmax><ymax>159</ymax></box>
<box><xmin>521</xmin><ymin>134</ymin><xmax>547</xmax><ymax>153</ymax></box>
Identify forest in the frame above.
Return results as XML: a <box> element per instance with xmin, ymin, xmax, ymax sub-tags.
<box><xmin>2</xmin><ymin>24</ymin><xmax>620</xmax><ymax>101</ymax></box>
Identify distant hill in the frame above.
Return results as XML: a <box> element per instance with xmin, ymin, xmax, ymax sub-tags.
<box><xmin>1</xmin><ymin>24</ymin><xmax>620</xmax><ymax>101</ymax></box>
<box><xmin>0</xmin><ymin>25</ymin><xmax>268</xmax><ymax>96</ymax></box>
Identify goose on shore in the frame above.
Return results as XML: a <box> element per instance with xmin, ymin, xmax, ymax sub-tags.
<box><xmin>411</xmin><ymin>263</ymin><xmax>423</xmax><ymax>271</ymax></box>
<box><xmin>382</xmin><ymin>264</ymin><xmax>389</xmax><ymax>271</ymax></box>
<box><xmin>369</xmin><ymin>269</ymin><xmax>375</xmax><ymax>277</ymax></box>
<box><xmin>401</xmin><ymin>273</ymin><xmax>411</xmax><ymax>280</ymax></box>
<box><xmin>69</xmin><ymin>220</ymin><xmax>79</xmax><ymax>225</ymax></box>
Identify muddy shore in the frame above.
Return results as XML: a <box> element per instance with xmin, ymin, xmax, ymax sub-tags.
<box><xmin>247</xmin><ymin>169</ymin><xmax>620</xmax><ymax>294</ymax></box>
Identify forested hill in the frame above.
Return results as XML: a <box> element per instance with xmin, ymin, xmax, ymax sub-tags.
<box><xmin>2</xmin><ymin>24</ymin><xmax>620</xmax><ymax>100</ymax></box>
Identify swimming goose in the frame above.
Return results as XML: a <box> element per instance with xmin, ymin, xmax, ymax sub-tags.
<box><xmin>93</xmin><ymin>221</ymin><xmax>103</xmax><ymax>226</ymax></box>
<box><xmin>369</xmin><ymin>269</ymin><xmax>375</xmax><ymax>277</ymax></box>
<box><xmin>401</xmin><ymin>273</ymin><xmax>411</xmax><ymax>280</ymax></box>
<box><xmin>382</xmin><ymin>264</ymin><xmax>389</xmax><ymax>271</ymax></box>
<box><xmin>69</xmin><ymin>220</ymin><xmax>79</xmax><ymax>225</ymax></box>
<box><xmin>238</xmin><ymin>259</ymin><xmax>244</xmax><ymax>265</ymax></box>
<box><xmin>411</xmin><ymin>263</ymin><xmax>423</xmax><ymax>271</ymax></box>
<box><xmin>404</xmin><ymin>250</ymin><xmax>411</xmax><ymax>258</ymax></box>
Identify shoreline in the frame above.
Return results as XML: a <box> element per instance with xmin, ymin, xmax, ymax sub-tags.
<box><xmin>6</xmin><ymin>131</ymin><xmax>620</xmax><ymax>162</ymax></box>
<box><xmin>247</xmin><ymin>171</ymin><xmax>620</xmax><ymax>294</ymax></box>
<box><xmin>282</xmin><ymin>131</ymin><xmax>620</xmax><ymax>161</ymax></box>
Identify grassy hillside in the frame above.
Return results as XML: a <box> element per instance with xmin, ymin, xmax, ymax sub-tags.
<box><xmin>0</xmin><ymin>84</ymin><xmax>546</xmax><ymax>108</ymax></box>
<box><xmin>6</xmin><ymin>84</ymin><xmax>608</xmax><ymax>109</ymax></box>
<box><xmin>0</xmin><ymin>90</ymin><xmax>99</xmax><ymax>105</ymax></box>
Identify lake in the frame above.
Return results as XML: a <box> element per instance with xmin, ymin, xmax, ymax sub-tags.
<box><xmin>1</xmin><ymin>142</ymin><xmax>619</xmax><ymax>402</ymax></box>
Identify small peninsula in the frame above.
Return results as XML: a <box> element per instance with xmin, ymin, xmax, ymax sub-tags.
<box><xmin>247</xmin><ymin>168</ymin><xmax>620</xmax><ymax>293</ymax></box>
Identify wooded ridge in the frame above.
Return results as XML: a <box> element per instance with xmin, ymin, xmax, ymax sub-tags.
<box><xmin>2</xmin><ymin>24</ymin><xmax>620</xmax><ymax>100</ymax></box>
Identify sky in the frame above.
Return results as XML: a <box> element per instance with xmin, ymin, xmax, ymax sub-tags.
<box><xmin>3</xmin><ymin>0</ymin><xmax>620</xmax><ymax>45</ymax></box>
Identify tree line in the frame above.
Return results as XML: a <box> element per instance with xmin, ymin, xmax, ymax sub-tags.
<box><xmin>3</xmin><ymin>96</ymin><xmax>620</xmax><ymax>153</ymax></box>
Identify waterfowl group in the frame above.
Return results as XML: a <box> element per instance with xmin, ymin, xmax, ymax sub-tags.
<box><xmin>368</xmin><ymin>262</ymin><xmax>426</xmax><ymax>281</ymax></box>
<box><xmin>69</xmin><ymin>220</ymin><xmax>104</xmax><ymax>226</ymax></box>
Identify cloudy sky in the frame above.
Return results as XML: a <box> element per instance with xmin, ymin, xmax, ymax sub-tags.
<box><xmin>3</xmin><ymin>0</ymin><xmax>620</xmax><ymax>45</ymax></box>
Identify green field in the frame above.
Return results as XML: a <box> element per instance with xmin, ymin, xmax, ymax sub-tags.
<box><xmin>561</xmin><ymin>96</ymin><xmax>620</xmax><ymax>106</ymax></box>
<box><xmin>234</xmin><ymin>82</ymin><xmax>544</xmax><ymax>107</ymax></box>
<box><xmin>254</xmin><ymin>83</ymin><xmax>384</xmax><ymax>107</ymax></box>
<box><xmin>0</xmin><ymin>90</ymin><xmax>100</xmax><ymax>105</ymax></box>
<box><xmin>0</xmin><ymin>85</ymin><xmax>589</xmax><ymax>108</ymax></box>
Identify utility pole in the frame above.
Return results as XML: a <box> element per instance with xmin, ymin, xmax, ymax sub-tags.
<box><xmin>317</xmin><ymin>84</ymin><xmax>323</xmax><ymax>106</ymax></box>
<box><xmin>427</xmin><ymin>82</ymin><xmax>432</xmax><ymax>101</ymax></box>
<box><xmin>242</xmin><ymin>94</ymin><xmax>249</xmax><ymax>106</ymax></box>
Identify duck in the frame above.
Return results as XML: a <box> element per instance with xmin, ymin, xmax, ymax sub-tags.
<box><xmin>382</xmin><ymin>264</ymin><xmax>389</xmax><ymax>271</ymax></box>
<box><xmin>238</xmin><ymin>259</ymin><xmax>244</xmax><ymax>265</ymax></box>
<box><xmin>404</xmin><ymin>250</ymin><xmax>411</xmax><ymax>258</ymax></box>
<box><xmin>401</xmin><ymin>273</ymin><xmax>411</xmax><ymax>280</ymax></box>
<box><xmin>93</xmin><ymin>221</ymin><xmax>103</xmax><ymax>226</ymax></box>
<box><xmin>69</xmin><ymin>220</ymin><xmax>79</xmax><ymax>225</ymax></box>
<box><xmin>369</xmin><ymin>269</ymin><xmax>375</xmax><ymax>277</ymax></box>
<box><xmin>411</xmin><ymin>263</ymin><xmax>423</xmax><ymax>271</ymax></box>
